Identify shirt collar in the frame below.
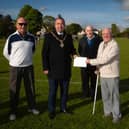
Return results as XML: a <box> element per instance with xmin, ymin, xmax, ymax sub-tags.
<box><xmin>57</xmin><ymin>32</ymin><xmax>63</xmax><ymax>35</ymax></box>
<box><xmin>87</xmin><ymin>35</ymin><xmax>95</xmax><ymax>40</ymax></box>
<box><xmin>16</xmin><ymin>30</ymin><xmax>29</xmax><ymax>36</ymax></box>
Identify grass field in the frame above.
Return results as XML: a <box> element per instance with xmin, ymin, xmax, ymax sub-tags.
<box><xmin>0</xmin><ymin>38</ymin><xmax>129</xmax><ymax>129</ymax></box>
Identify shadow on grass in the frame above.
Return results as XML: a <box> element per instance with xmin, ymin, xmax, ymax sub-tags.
<box><xmin>0</xmin><ymin>94</ymin><xmax>48</xmax><ymax>125</ymax></box>
<box><xmin>119</xmin><ymin>78</ymin><xmax>129</xmax><ymax>117</ymax></box>
<box><xmin>0</xmin><ymin>70</ymin><xmax>9</xmax><ymax>74</ymax></box>
<box><xmin>0</xmin><ymin>78</ymin><xmax>129</xmax><ymax>125</ymax></box>
<box><xmin>68</xmin><ymin>86</ymin><xmax>102</xmax><ymax>101</ymax></box>
<box><xmin>67</xmin><ymin>89</ymin><xmax>102</xmax><ymax>113</ymax></box>
<box><xmin>119</xmin><ymin>78</ymin><xmax>129</xmax><ymax>94</ymax></box>
<box><xmin>68</xmin><ymin>98</ymin><xmax>93</xmax><ymax>112</ymax></box>
<box><xmin>121</xmin><ymin>100</ymin><xmax>129</xmax><ymax>117</ymax></box>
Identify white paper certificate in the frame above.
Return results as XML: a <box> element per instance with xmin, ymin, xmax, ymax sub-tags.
<box><xmin>73</xmin><ymin>57</ymin><xmax>87</xmax><ymax>67</ymax></box>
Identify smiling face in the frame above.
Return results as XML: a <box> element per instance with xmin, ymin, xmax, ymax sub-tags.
<box><xmin>16</xmin><ymin>17</ymin><xmax>28</xmax><ymax>35</ymax></box>
<box><xmin>102</xmin><ymin>28</ymin><xmax>112</xmax><ymax>43</ymax></box>
<box><xmin>55</xmin><ymin>18</ymin><xmax>65</xmax><ymax>33</ymax></box>
<box><xmin>85</xmin><ymin>26</ymin><xmax>94</xmax><ymax>39</ymax></box>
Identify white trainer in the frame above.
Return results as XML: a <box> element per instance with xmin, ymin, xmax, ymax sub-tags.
<box><xmin>28</xmin><ymin>109</ymin><xmax>40</xmax><ymax>115</ymax></box>
<box><xmin>112</xmin><ymin>117</ymin><xmax>120</xmax><ymax>123</ymax></box>
<box><xmin>112</xmin><ymin>114</ymin><xmax>122</xmax><ymax>123</ymax></box>
<box><xmin>9</xmin><ymin>114</ymin><xmax>16</xmax><ymax>121</ymax></box>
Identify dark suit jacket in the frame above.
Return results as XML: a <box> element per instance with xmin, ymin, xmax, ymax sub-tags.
<box><xmin>78</xmin><ymin>33</ymin><xmax>102</xmax><ymax>70</ymax></box>
<box><xmin>42</xmin><ymin>31</ymin><xmax>76</xmax><ymax>79</ymax></box>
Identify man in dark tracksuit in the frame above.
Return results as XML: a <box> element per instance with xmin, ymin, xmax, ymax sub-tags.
<box><xmin>42</xmin><ymin>17</ymin><xmax>76</xmax><ymax>119</ymax></box>
<box><xmin>78</xmin><ymin>26</ymin><xmax>102</xmax><ymax>99</ymax></box>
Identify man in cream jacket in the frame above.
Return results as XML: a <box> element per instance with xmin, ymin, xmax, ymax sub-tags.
<box><xmin>86</xmin><ymin>28</ymin><xmax>121</xmax><ymax>123</ymax></box>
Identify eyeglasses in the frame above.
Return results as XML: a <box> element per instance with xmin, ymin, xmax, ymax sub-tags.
<box><xmin>18</xmin><ymin>23</ymin><xmax>27</xmax><ymax>26</ymax></box>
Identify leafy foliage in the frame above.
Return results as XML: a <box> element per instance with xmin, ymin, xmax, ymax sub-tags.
<box><xmin>18</xmin><ymin>5</ymin><xmax>32</xmax><ymax>18</ymax></box>
<box><xmin>111</xmin><ymin>24</ymin><xmax>120</xmax><ymax>37</ymax></box>
<box><xmin>0</xmin><ymin>14</ymin><xmax>15</xmax><ymax>38</ymax></box>
<box><xmin>66</xmin><ymin>23</ymin><xmax>82</xmax><ymax>35</ymax></box>
<box><xmin>25</xmin><ymin>8</ymin><xmax>42</xmax><ymax>34</ymax></box>
<box><xmin>43</xmin><ymin>15</ymin><xmax>55</xmax><ymax>32</ymax></box>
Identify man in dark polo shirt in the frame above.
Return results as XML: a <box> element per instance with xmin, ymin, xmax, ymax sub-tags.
<box><xmin>78</xmin><ymin>26</ymin><xmax>102</xmax><ymax>99</ymax></box>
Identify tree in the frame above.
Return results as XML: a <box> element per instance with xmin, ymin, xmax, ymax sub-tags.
<box><xmin>18</xmin><ymin>5</ymin><xmax>32</xmax><ymax>17</ymax></box>
<box><xmin>25</xmin><ymin>8</ymin><xmax>42</xmax><ymax>34</ymax></box>
<box><xmin>0</xmin><ymin>14</ymin><xmax>15</xmax><ymax>38</ymax></box>
<box><xmin>120</xmin><ymin>28</ymin><xmax>129</xmax><ymax>37</ymax></box>
<box><xmin>66</xmin><ymin>23</ymin><xmax>82</xmax><ymax>35</ymax></box>
<box><xmin>111</xmin><ymin>24</ymin><xmax>120</xmax><ymax>37</ymax></box>
<box><xmin>0</xmin><ymin>14</ymin><xmax>3</xmax><ymax>19</ymax></box>
<box><xmin>43</xmin><ymin>15</ymin><xmax>55</xmax><ymax>31</ymax></box>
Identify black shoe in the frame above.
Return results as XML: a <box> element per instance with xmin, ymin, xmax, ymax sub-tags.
<box><xmin>81</xmin><ymin>95</ymin><xmax>87</xmax><ymax>99</ymax></box>
<box><xmin>49</xmin><ymin>112</ymin><xmax>56</xmax><ymax>119</ymax></box>
<box><xmin>60</xmin><ymin>110</ymin><xmax>73</xmax><ymax>114</ymax></box>
<box><xmin>90</xmin><ymin>96</ymin><xmax>95</xmax><ymax>101</ymax></box>
<box><xmin>81</xmin><ymin>94</ymin><xmax>90</xmax><ymax>99</ymax></box>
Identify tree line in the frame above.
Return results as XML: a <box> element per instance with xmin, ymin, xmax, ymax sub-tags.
<box><xmin>0</xmin><ymin>4</ymin><xmax>129</xmax><ymax>38</ymax></box>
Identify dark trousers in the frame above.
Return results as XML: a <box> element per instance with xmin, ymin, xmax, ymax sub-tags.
<box><xmin>48</xmin><ymin>79</ymin><xmax>69</xmax><ymax>113</ymax></box>
<box><xmin>81</xmin><ymin>68</ymin><xmax>97</xmax><ymax>98</ymax></box>
<box><xmin>9</xmin><ymin>65</ymin><xmax>36</xmax><ymax>114</ymax></box>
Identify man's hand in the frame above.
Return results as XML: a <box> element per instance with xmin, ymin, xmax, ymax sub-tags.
<box><xmin>94</xmin><ymin>70</ymin><xmax>100</xmax><ymax>75</ymax></box>
<box><xmin>73</xmin><ymin>54</ymin><xmax>78</xmax><ymax>59</ymax></box>
<box><xmin>43</xmin><ymin>70</ymin><xmax>48</xmax><ymax>75</ymax></box>
<box><xmin>86</xmin><ymin>58</ymin><xmax>90</xmax><ymax>64</ymax></box>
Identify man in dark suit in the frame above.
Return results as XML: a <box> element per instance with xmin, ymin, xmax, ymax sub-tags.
<box><xmin>42</xmin><ymin>16</ymin><xmax>76</xmax><ymax>119</ymax></box>
<box><xmin>78</xmin><ymin>26</ymin><xmax>102</xmax><ymax>99</ymax></box>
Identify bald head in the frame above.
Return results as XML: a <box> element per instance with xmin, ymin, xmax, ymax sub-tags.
<box><xmin>85</xmin><ymin>25</ymin><xmax>94</xmax><ymax>39</ymax></box>
<box><xmin>86</xmin><ymin>25</ymin><xmax>94</xmax><ymax>31</ymax></box>
<box><xmin>102</xmin><ymin>28</ymin><xmax>112</xmax><ymax>43</ymax></box>
<box><xmin>102</xmin><ymin>28</ymin><xmax>112</xmax><ymax>35</ymax></box>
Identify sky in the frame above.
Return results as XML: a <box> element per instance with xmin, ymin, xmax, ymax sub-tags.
<box><xmin>0</xmin><ymin>0</ymin><xmax>129</xmax><ymax>29</ymax></box>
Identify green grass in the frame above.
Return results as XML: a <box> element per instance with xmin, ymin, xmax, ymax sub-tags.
<box><xmin>0</xmin><ymin>38</ymin><xmax>129</xmax><ymax>129</ymax></box>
